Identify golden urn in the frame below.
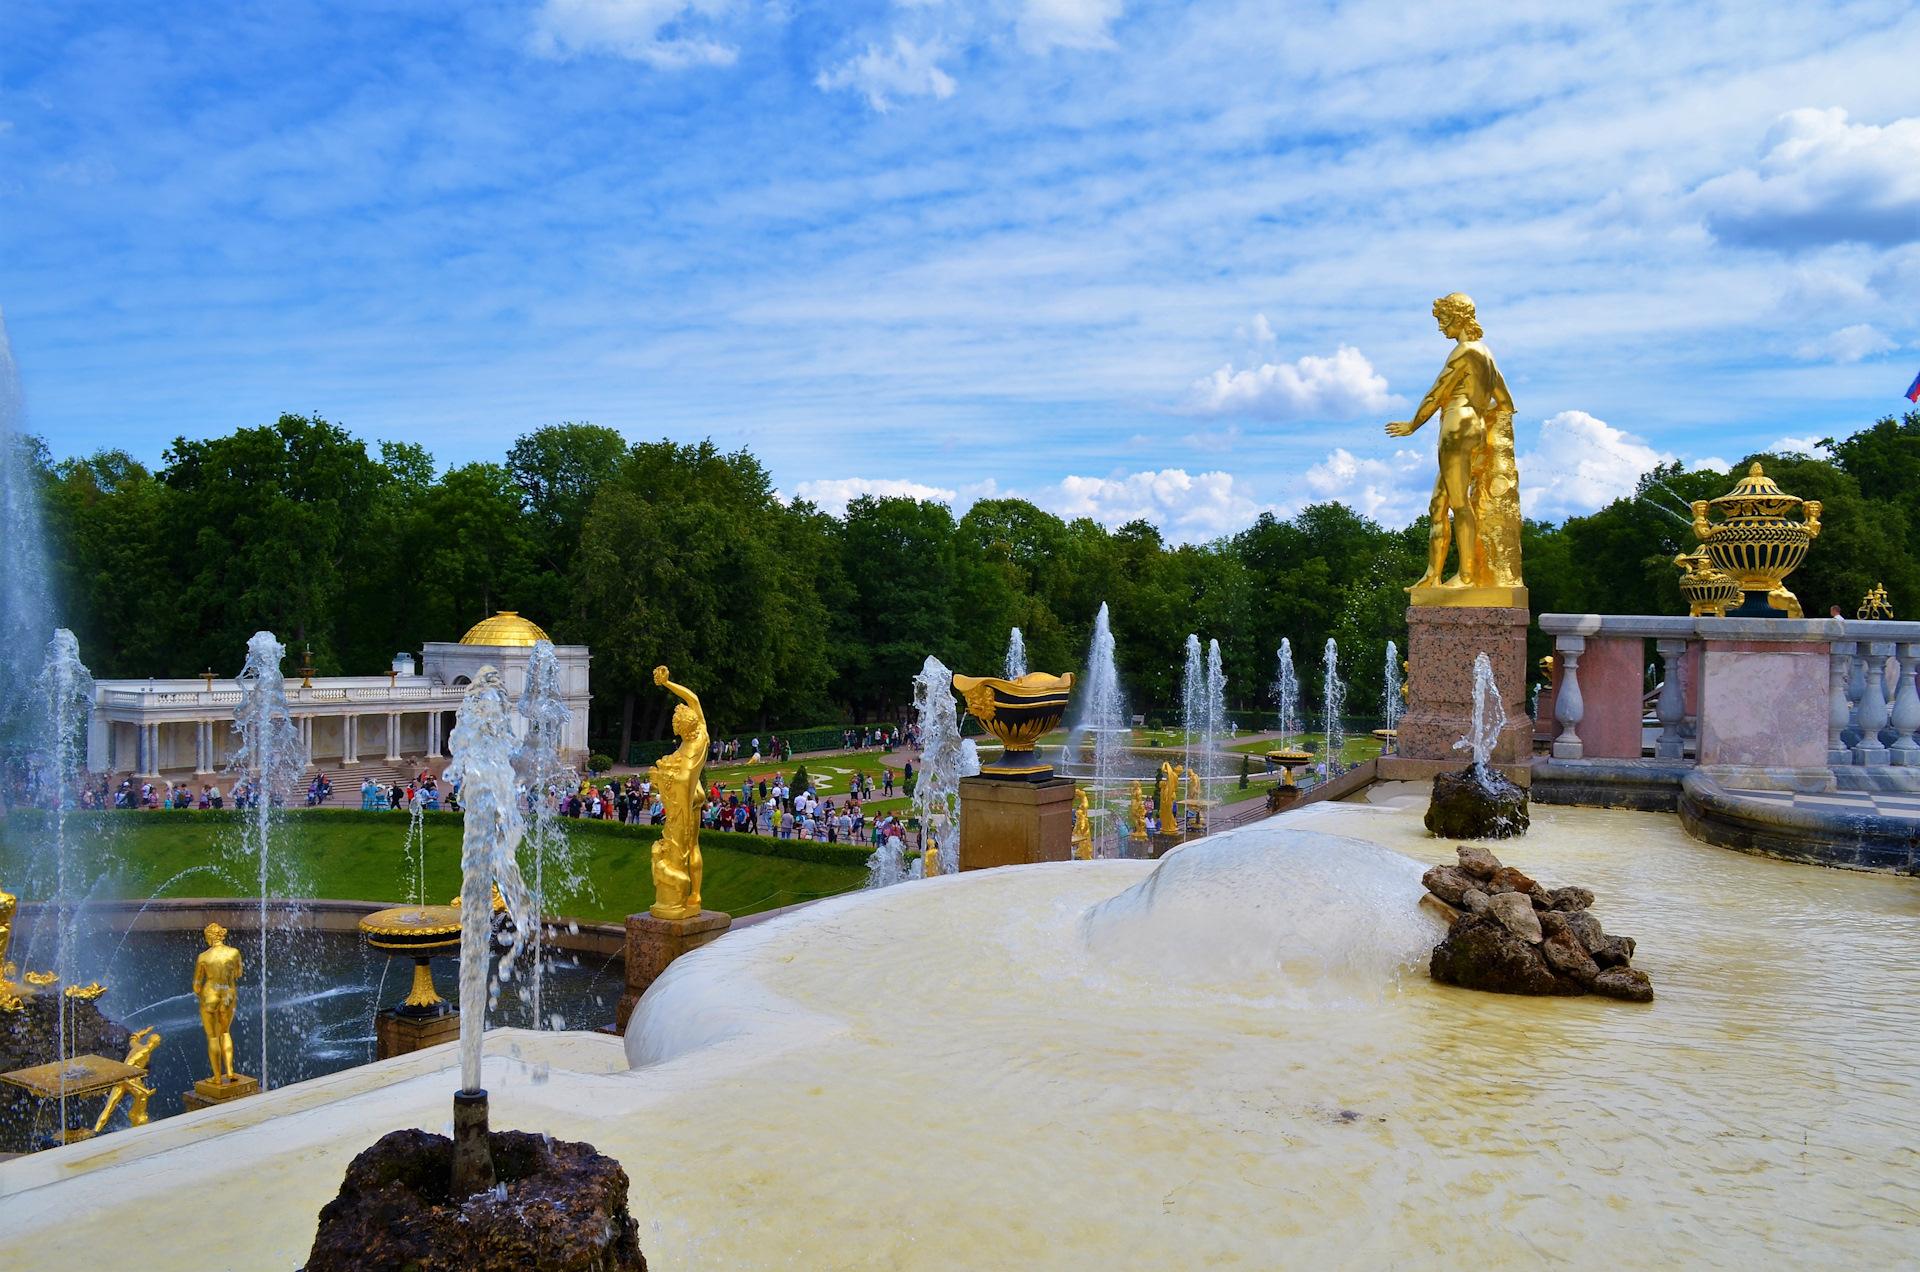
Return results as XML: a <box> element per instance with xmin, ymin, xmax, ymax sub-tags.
<box><xmin>952</xmin><ymin>672</ymin><xmax>1076</xmax><ymax>782</ymax></box>
<box><xmin>1690</xmin><ymin>463</ymin><xmax>1821</xmax><ymax>618</ymax></box>
<box><xmin>1673</xmin><ymin>549</ymin><xmax>1743</xmax><ymax>618</ymax></box>
<box><xmin>359</xmin><ymin>904</ymin><xmax>463</xmax><ymax>1019</ymax></box>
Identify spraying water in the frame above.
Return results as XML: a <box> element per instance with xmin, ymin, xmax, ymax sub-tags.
<box><xmin>1453</xmin><ymin>652</ymin><xmax>1507</xmax><ymax>775</ymax></box>
<box><xmin>515</xmin><ymin>640</ymin><xmax>586</xmax><ymax>1030</ymax></box>
<box><xmin>1205</xmin><ymin>639</ymin><xmax>1227</xmax><ymax>791</ymax></box>
<box><xmin>1273</xmin><ymin>640</ymin><xmax>1300</xmax><ymax>748</ymax></box>
<box><xmin>906</xmin><ymin>656</ymin><xmax>965</xmax><ymax>880</ymax></box>
<box><xmin>1004</xmin><ymin>628</ymin><xmax>1028</xmax><ymax>680</ymax></box>
<box><xmin>1321</xmin><ymin>638</ymin><xmax>1346</xmax><ymax>774</ymax></box>
<box><xmin>228</xmin><ymin>631</ymin><xmax>309</xmax><ymax>1089</ymax></box>
<box><xmin>0</xmin><ymin>310</ymin><xmax>53</xmax><ymax>748</ymax></box>
<box><xmin>1071</xmin><ymin>602</ymin><xmax>1128</xmax><ymax>855</ymax></box>
<box><xmin>1181</xmin><ymin>634</ymin><xmax>1204</xmax><ymax>782</ymax></box>
<box><xmin>443</xmin><ymin>667</ymin><xmax>534</xmax><ymax>1093</ymax></box>
<box><xmin>1382</xmin><ymin>640</ymin><xmax>1404</xmax><ymax>735</ymax></box>
<box><xmin>34</xmin><ymin>629</ymin><xmax>96</xmax><ymax>1133</ymax></box>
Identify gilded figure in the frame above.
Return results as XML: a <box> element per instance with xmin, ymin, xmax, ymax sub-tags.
<box><xmin>1071</xmin><ymin>789</ymin><xmax>1093</xmax><ymax>860</ymax></box>
<box><xmin>1385</xmin><ymin>293</ymin><xmax>1522</xmax><ymax>593</ymax></box>
<box><xmin>1157</xmin><ymin>761</ymin><xmax>1176</xmax><ymax>832</ymax></box>
<box><xmin>193</xmin><ymin>923</ymin><xmax>243</xmax><ymax>1084</ymax></box>
<box><xmin>94</xmin><ymin>1027</ymin><xmax>162</xmax><ymax>1133</ymax></box>
<box><xmin>649</xmin><ymin>665</ymin><xmax>709</xmax><ymax>920</ymax></box>
<box><xmin>1128</xmin><ymin>782</ymin><xmax>1150</xmax><ymax>841</ymax></box>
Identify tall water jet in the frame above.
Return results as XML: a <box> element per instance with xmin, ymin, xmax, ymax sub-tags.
<box><xmin>1455</xmin><ymin>651</ymin><xmax>1506</xmax><ymax>774</ymax></box>
<box><xmin>1072</xmin><ymin>603</ymin><xmax>1128</xmax><ymax>854</ymax></box>
<box><xmin>1273</xmin><ymin>639</ymin><xmax>1299</xmax><ymax>747</ymax></box>
<box><xmin>442</xmin><ymin>667</ymin><xmax>535</xmax><ymax>1194</ymax></box>
<box><xmin>228</xmin><ymin>631</ymin><xmax>309</xmax><ymax>1089</ymax></box>
<box><xmin>1180</xmin><ymin>634</ymin><xmax>1204</xmax><ymax>781</ymax></box>
<box><xmin>33</xmin><ymin>629</ymin><xmax>96</xmax><ymax>1133</ymax></box>
<box><xmin>516</xmin><ymin>639</ymin><xmax>586</xmax><ymax>1030</ymax></box>
<box><xmin>907</xmin><ymin>657</ymin><xmax>965</xmax><ymax>879</ymax></box>
<box><xmin>1382</xmin><ymin>640</ymin><xmax>1405</xmax><ymax>738</ymax></box>
<box><xmin>0</xmin><ymin>310</ymin><xmax>53</xmax><ymax>745</ymax></box>
<box><xmin>1204</xmin><ymin>639</ymin><xmax>1227</xmax><ymax>791</ymax></box>
<box><xmin>1321</xmin><ymin>638</ymin><xmax>1346</xmax><ymax>774</ymax></box>
<box><xmin>1004</xmin><ymin>628</ymin><xmax>1028</xmax><ymax>680</ymax></box>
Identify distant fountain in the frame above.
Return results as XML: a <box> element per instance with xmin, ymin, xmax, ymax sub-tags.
<box><xmin>1181</xmin><ymin>634</ymin><xmax>1203</xmax><ymax>779</ymax></box>
<box><xmin>1004</xmin><ymin>628</ymin><xmax>1028</xmax><ymax>680</ymax></box>
<box><xmin>228</xmin><ymin>631</ymin><xmax>310</xmax><ymax>1089</ymax></box>
<box><xmin>1205</xmin><ymin>639</ymin><xmax>1227</xmax><ymax>781</ymax></box>
<box><xmin>905</xmin><ymin>657</ymin><xmax>965</xmax><ymax>881</ymax></box>
<box><xmin>1382</xmin><ymin>640</ymin><xmax>1404</xmax><ymax>739</ymax></box>
<box><xmin>1426</xmin><ymin>652</ymin><xmax>1528</xmax><ymax>839</ymax></box>
<box><xmin>0</xmin><ymin>311</ymin><xmax>51</xmax><ymax>750</ymax></box>
<box><xmin>516</xmin><ymin>640</ymin><xmax>587</xmax><ymax>1030</ymax></box>
<box><xmin>1072</xmin><ymin>603</ymin><xmax>1128</xmax><ymax>854</ymax></box>
<box><xmin>1322</xmin><ymin>639</ymin><xmax>1346</xmax><ymax>774</ymax></box>
<box><xmin>1273</xmin><ymin>639</ymin><xmax>1299</xmax><ymax>747</ymax></box>
<box><xmin>33</xmin><ymin>630</ymin><xmax>97</xmax><ymax>1134</ymax></box>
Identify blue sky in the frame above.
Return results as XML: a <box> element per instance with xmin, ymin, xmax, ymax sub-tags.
<box><xmin>4</xmin><ymin>0</ymin><xmax>1918</xmax><ymax>539</ymax></box>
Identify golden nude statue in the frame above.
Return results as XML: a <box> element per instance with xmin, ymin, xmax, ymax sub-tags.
<box><xmin>1071</xmin><ymin>789</ymin><xmax>1093</xmax><ymax>860</ymax></box>
<box><xmin>93</xmin><ymin>1027</ymin><xmax>163</xmax><ymax>1133</ymax></box>
<box><xmin>1157</xmin><ymin>761</ymin><xmax>1177</xmax><ymax>834</ymax></box>
<box><xmin>649</xmin><ymin>665</ymin><xmax>709</xmax><ymax>920</ymax></box>
<box><xmin>193</xmin><ymin>923</ymin><xmax>243</xmax><ymax>1084</ymax></box>
<box><xmin>1385</xmin><ymin>293</ymin><xmax>1524</xmax><ymax>603</ymax></box>
<box><xmin>1128</xmin><ymin>782</ymin><xmax>1150</xmax><ymax>841</ymax></box>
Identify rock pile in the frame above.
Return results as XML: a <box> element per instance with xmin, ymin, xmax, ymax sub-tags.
<box><xmin>1423</xmin><ymin>845</ymin><xmax>1653</xmax><ymax>1001</ymax></box>
<box><xmin>1425</xmin><ymin>764</ymin><xmax>1529</xmax><ymax>840</ymax></box>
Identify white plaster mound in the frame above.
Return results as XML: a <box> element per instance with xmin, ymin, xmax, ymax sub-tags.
<box><xmin>4</xmin><ymin>804</ymin><xmax>1919</xmax><ymax>1269</ymax></box>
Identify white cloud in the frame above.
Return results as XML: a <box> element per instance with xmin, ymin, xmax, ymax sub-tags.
<box><xmin>1762</xmin><ymin>436</ymin><xmax>1833</xmax><ymax>458</ymax></box>
<box><xmin>815</xmin><ymin>36</ymin><xmax>957</xmax><ymax>111</ymax></box>
<box><xmin>530</xmin><ymin>0</ymin><xmax>737</xmax><ymax>66</ymax></box>
<box><xmin>1518</xmin><ymin>410</ymin><xmax>1672</xmax><ymax>521</ymax></box>
<box><xmin>1694</xmin><ymin>108</ymin><xmax>1920</xmax><ymax>250</ymax></box>
<box><xmin>1691</xmin><ymin>457</ymin><xmax>1732</xmax><ymax>474</ymax></box>
<box><xmin>789</xmin><ymin>476</ymin><xmax>957</xmax><ymax>515</ymax></box>
<box><xmin>1291</xmin><ymin>447</ymin><xmax>1433</xmax><ymax>525</ymax></box>
<box><xmin>1795</xmin><ymin>323</ymin><xmax>1896</xmax><ymax>363</ymax></box>
<box><xmin>1039</xmin><ymin>469</ymin><xmax>1268</xmax><ymax>542</ymax></box>
<box><xmin>1179</xmin><ymin>345</ymin><xmax>1398</xmax><ymax>421</ymax></box>
<box><xmin>1017</xmin><ymin>0</ymin><xmax>1122</xmax><ymax>50</ymax></box>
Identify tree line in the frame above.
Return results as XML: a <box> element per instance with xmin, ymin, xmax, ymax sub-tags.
<box><xmin>33</xmin><ymin>409</ymin><xmax>1920</xmax><ymax>753</ymax></box>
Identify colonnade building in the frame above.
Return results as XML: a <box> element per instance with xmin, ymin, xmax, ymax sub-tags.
<box><xmin>85</xmin><ymin>613</ymin><xmax>591</xmax><ymax>786</ymax></box>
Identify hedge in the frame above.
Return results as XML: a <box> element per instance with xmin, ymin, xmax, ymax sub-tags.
<box><xmin>626</xmin><ymin>722</ymin><xmax>901</xmax><ymax>766</ymax></box>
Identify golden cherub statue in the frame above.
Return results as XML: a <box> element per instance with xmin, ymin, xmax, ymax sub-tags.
<box><xmin>93</xmin><ymin>1027</ymin><xmax>163</xmax><ymax>1133</ymax></box>
<box><xmin>1128</xmin><ymin>782</ymin><xmax>1150</xmax><ymax>841</ymax></box>
<box><xmin>1071</xmin><ymin>789</ymin><xmax>1093</xmax><ymax>860</ymax></box>
<box><xmin>649</xmin><ymin>665</ymin><xmax>709</xmax><ymax>920</ymax></box>
<box><xmin>193</xmin><ymin>923</ymin><xmax>244</xmax><ymax>1085</ymax></box>
<box><xmin>1385</xmin><ymin>293</ymin><xmax>1522</xmax><ymax>599</ymax></box>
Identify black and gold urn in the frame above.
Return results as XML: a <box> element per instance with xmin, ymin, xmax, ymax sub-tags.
<box><xmin>952</xmin><ymin>672</ymin><xmax>1076</xmax><ymax>782</ymax></box>
<box><xmin>359</xmin><ymin>904</ymin><xmax>462</xmax><ymax>1019</ymax></box>
<box><xmin>1690</xmin><ymin>463</ymin><xmax>1821</xmax><ymax>619</ymax></box>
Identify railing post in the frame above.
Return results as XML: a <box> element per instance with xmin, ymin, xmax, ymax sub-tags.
<box><xmin>1552</xmin><ymin>635</ymin><xmax>1586</xmax><ymax>760</ymax></box>
<box><xmin>1855</xmin><ymin>641</ymin><xmax>1893</xmax><ymax>766</ymax></box>
<box><xmin>1845</xmin><ymin>651</ymin><xmax>1867</xmax><ymax>747</ymax></box>
<box><xmin>1654</xmin><ymin>638</ymin><xmax>1687</xmax><ymax>759</ymax></box>
<box><xmin>1829</xmin><ymin>640</ymin><xmax>1856</xmax><ymax>766</ymax></box>
<box><xmin>1890</xmin><ymin>642</ymin><xmax>1920</xmax><ymax>765</ymax></box>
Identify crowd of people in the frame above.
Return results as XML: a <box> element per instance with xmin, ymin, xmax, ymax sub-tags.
<box><xmin>518</xmin><ymin>764</ymin><xmax>912</xmax><ymax>848</ymax></box>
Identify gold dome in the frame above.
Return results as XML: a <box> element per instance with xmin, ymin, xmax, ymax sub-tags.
<box><xmin>458</xmin><ymin>611</ymin><xmax>551</xmax><ymax>647</ymax></box>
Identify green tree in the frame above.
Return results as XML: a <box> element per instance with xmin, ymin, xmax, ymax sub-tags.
<box><xmin>508</xmin><ymin>422</ymin><xmax>628</xmax><ymax>629</ymax></box>
<box><xmin>835</xmin><ymin>496</ymin><xmax>960</xmax><ymax>718</ymax></box>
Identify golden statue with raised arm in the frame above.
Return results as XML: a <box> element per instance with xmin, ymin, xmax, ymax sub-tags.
<box><xmin>1385</xmin><ymin>293</ymin><xmax>1524</xmax><ymax>603</ymax></box>
<box><xmin>1071</xmin><ymin>788</ymin><xmax>1093</xmax><ymax>860</ymax></box>
<box><xmin>649</xmin><ymin>665</ymin><xmax>709</xmax><ymax>920</ymax></box>
<box><xmin>193</xmin><ymin>923</ymin><xmax>243</xmax><ymax>1084</ymax></box>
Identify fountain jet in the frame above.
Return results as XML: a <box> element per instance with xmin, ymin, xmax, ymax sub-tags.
<box><xmin>1004</xmin><ymin>628</ymin><xmax>1028</xmax><ymax>680</ymax></box>
<box><xmin>516</xmin><ymin>639</ymin><xmax>587</xmax><ymax>1030</ymax></box>
<box><xmin>1071</xmin><ymin>603</ymin><xmax>1128</xmax><ymax>854</ymax></box>
<box><xmin>1322</xmin><ymin>639</ymin><xmax>1346</xmax><ymax>774</ymax></box>
<box><xmin>1273</xmin><ymin>639</ymin><xmax>1299</xmax><ymax>748</ymax></box>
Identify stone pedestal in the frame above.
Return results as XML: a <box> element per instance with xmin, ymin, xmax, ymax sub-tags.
<box><xmin>1697</xmin><ymin>635</ymin><xmax>1832</xmax><ymax>786</ymax></box>
<box><xmin>375</xmin><ymin>1008</ymin><xmax>460</xmax><ymax>1061</ymax></box>
<box><xmin>613</xmin><ymin>910</ymin><xmax>731</xmax><ymax>1032</ymax></box>
<box><xmin>958</xmin><ymin>776</ymin><xmax>1075</xmax><ymax>871</ymax></box>
<box><xmin>182</xmin><ymin>1073</ymin><xmax>259</xmax><ymax>1112</ymax></box>
<box><xmin>1401</xmin><ymin>605</ymin><xmax>1532</xmax><ymax>764</ymax></box>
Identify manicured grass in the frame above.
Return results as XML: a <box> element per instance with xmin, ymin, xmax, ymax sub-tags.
<box><xmin>0</xmin><ymin>810</ymin><xmax>870</xmax><ymax>924</ymax></box>
<box><xmin>1224</xmin><ymin>733</ymin><xmax>1385</xmax><ymax>766</ymax></box>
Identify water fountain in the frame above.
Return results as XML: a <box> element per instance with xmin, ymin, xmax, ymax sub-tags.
<box><xmin>1377</xmin><ymin>640</ymin><xmax>1404</xmax><ymax>755</ymax></box>
<box><xmin>1071</xmin><ymin>603</ymin><xmax>1130</xmax><ymax>855</ymax></box>
<box><xmin>1273</xmin><ymin>639</ymin><xmax>1299</xmax><ymax>747</ymax></box>
<box><xmin>1425</xmin><ymin>652</ymin><xmax>1529</xmax><ymax>839</ymax></box>
<box><xmin>907</xmin><ymin>656</ymin><xmax>965</xmax><ymax>879</ymax></box>
<box><xmin>1321</xmin><ymin>638</ymin><xmax>1346</xmax><ymax>776</ymax></box>
<box><xmin>515</xmin><ymin>639</ymin><xmax>588</xmax><ymax>1030</ymax></box>
<box><xmin>1003</xmin><ymin>627</ymin><xmax>1028</xmax><ymax>680</ymax></box>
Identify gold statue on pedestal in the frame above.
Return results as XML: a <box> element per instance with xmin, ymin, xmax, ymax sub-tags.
<box><xmin>1128</xmin><ymin>783</ymin><xmax>1150</xmax><ymax>841</ymax></box>
<box><xmin>1385</xmin><ymin>293</ymin><xmax>1524</xmax><ymax>606</ymax></box>
<box><xmin>649</xmin><ymin>665</ymin><xmax>709</xmax><ymax>920</ymax></box>
<box><xmin>1156</xmin><ymin>761</ymin><xmax>1177</xmax><ymax>835</ymax></box>
<box><xmin>93</xmin><ymin>1027</ymin><xmax>162</xmax><ymax>1133</ymax></box>
<box><xmin>1071</xmin><ymin>789</ymin><xmax>1093</xmax><ymax>860</ymax></box>
<box><xmin>193</xmin><ymin>923</ymin><xmax>252</xmax><ymax>1099</ymax></box>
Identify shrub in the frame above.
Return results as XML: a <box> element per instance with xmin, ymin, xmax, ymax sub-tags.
<box><xmin>790</xmin><ymin>764</ymin><xmax>811</xmax><ymax>796</ymax></box>
<box><xmin>1239</xmin><ymin>754</ymin><xmax>1251</xmax><ymax>789</ymax></box>
<box><xmin>588</xmin><ymin>753</ymin><xmax>614</xmax><ymax>773</ymax></box>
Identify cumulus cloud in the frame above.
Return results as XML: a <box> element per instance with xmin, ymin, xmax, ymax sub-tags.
<box><xmin>1518</xmin><ymin>411</ymin><xmax>1673</xmax><ymax>521</ymax></box>
<box><xmin>1762</xmin><ymin>436</ymin><xmax>1833</xmax><ymax>458</ymax></box>
<box><xmin>1179</xmin><ymin>345</ymin><xmax>1398</xmax><ymax>421</ymax></box>
<box><xmin>1694</xmin><ymin>108</ymin><xmax>1920</xmax><ymax>251</ymax></box>
<box><xmin>1039</xmin><ymin>469</ymin><xmax>1269</xmax><ymax>542</ymax></box>
<box><xmin>1795</xmin><ymin>323</ymin><xmax>1897</xmax><ymax>363</ymax></box>
<box><xmin>1017</xmin><ymin>0</ymin><xmax>1123</xmax><ymax>50</ymax></box>
<box><xmin>530</xmin><ymin>0</ymin><xmax>737</xmax><ymax>66</ymax></box>
<box><xmin>815</xmin><ymin>36</ymin><xmax>957</xmax><ymax>111</ymax></box>
<box><xmin>789</xmin><ymin>476</ymin><xmax>957</xmax><ymax>515</ymax></box>
<box><xmin>1291</xmin><ymin>447</ymin><xmax>1433</xmax><ymax>525</ymax></box>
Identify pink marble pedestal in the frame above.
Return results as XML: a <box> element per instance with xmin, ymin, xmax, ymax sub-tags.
<box><xmin>1400</xmin><ymin>606</ymin><xmax>1532</xmax><ymax>765</ymax></box>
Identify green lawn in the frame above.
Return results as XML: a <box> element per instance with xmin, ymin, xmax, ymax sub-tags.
<box><xmin>1224</xmin><ymin>733</ymin><xmax>1385</xmax><ymax>765</ymax></box>
<box><xmin>0</xmin><ymin>810</ymin><xmax>870</xmax><ymax>924</ymax></box>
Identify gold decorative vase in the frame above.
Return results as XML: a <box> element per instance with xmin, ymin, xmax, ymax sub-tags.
<box><xmin>1673</xmin><ymin>550</ymin><xmax>1743</xmax><ymax>618</ymax></box>
<box><xmin>952</xmin><ymin>672</ymin><xmax>1076</xmax><ymax>782</ymax></box>
<box><xmin>1690</xmin><ymin>463</ymin><xmax>1820</xmax><ymax>619</ymax></box>
<box><xmin>360</xmin><ymin>905</ymin><xmax>462</xmax><ymax>1019</ymax></box>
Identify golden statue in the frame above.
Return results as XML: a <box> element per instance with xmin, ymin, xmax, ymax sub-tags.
<box><xmin>1156</xmin><ymin>761</ymin><xmax>1176</xmax><ymax>834</ymax></box>
<box><xmin>649</xmin><ymin>665</ymin><xmax>709</xmax><ymax>920</ymax></box>
<box><xmin>193</xmin><ymin>922</ymin><xmax>245</xmax><ymax>1086</ymax></box>
<box><xmin>0</xmin><ymin>886</ymin><xmax>19</xmax><ymax>1012</ymax></box>
<box><xmin>93</xmin><ymin>1027</ymin><xmax>162</xmax><ymax>1133</ymax></box>
<box><xmin>1860</xmin><ymin>583</ymin><xmax>1895</xmax><ymax>621</ymax></box>
<box><xmin>1386</xmin><ymin>293</ymin><xmax>1523</xmax><ymax>604</ymax></box>
<box><xmin>923</xmin><ymin>843</ymin><xmax>940</xmax><ymax>876</ymax></box>
<box><xmin>1128</xmin><ymin>782</ymin><xmax>1150</xmax><ymax>841</ymax></box>
<box><xmin>1071</xmin><ymin>789</ymin><xmax>1093</xmax><ymax>860</ymax></box>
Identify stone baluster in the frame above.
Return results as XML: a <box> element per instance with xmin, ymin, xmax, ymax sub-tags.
<box><xmin>1552</xmin><ymin>636</ymin><xmax>1586</xmax><ymax>760</ymax></box>
<box><xmin>1828</xmin><ymin>640</ymin><xmax>1856</xmax><ymax>766</ymax></box>
<box><xmin>1844</xmin><ymin>651</ymin><xmax>1867</xmax><ymax>747</ymax></box>
<box><xmin>1654</xmin><ymin>638</ymin><xmax>1688</xmax><ymax>760</ymax></box>
<box><xmin>1881</xmin><ymin>652</ymin><xmax>1903</xmax><ymax>749</ymax></box>
<box><xmin>1853</xmin><ymin>641</ymin><xmax>1893</xmax><ymax>766</ymax></box>
<box><xmin>1889</xmin><ymin>643</ymin><xmax>1920</xmax><ymax>766</ymax></box>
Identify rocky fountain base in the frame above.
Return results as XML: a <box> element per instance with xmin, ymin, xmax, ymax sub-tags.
<box><xmin>305</xmin><ymin>1127</ymin><xmax>647</xmax><ymax>1271</ymax></box>
<box><xmin>1423</xmin><ymin>845</ymin><xmax>1652</xmax><ymax>1001</ymax></box>
<box><xmin>1425</xmin><ymin>763</ymin><xmax>1529</xmax><ymax>840</ymax></box>
<box><xmin>0</xmin><ymin>993</ymin><xmax>132</xmax><ymax>1151</ymax></box>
